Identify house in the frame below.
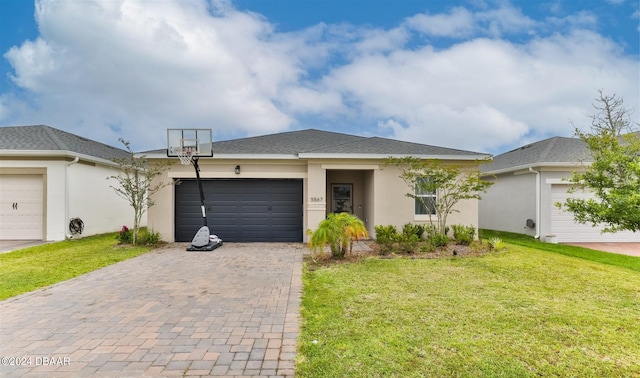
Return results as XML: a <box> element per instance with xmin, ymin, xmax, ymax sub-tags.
<box><xmin>479</xmin><ymin>136</ymin><xmax>639</xmax><ymax>243</ymax></box>
<box><xmin>0</xmin><ymin>125</ymin><xmax>136</xmax><ymax>241</ymax></box>
<box><xmin>143</xmin><ymin>129</ymin><xmax>491</xmax><ymax>243</ymax></box>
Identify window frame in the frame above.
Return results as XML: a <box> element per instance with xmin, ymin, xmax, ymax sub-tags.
<box><xmin>414</xmin><ymin>177</ymin><xmax>437</xmax><ymax>217</ymax></box>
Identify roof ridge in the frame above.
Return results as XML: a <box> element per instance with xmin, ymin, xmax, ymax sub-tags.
<box><xmin>301</xmin><ymin>132</ymin><xmax>368</xmax><ymax>153</ymax></box>
<box><xmin>538</xmin><ymin>136</ymin><xmax>560</xmax><ymax>161</ymax></box>
<box><xmin>368</xmin><ymin>135</ymin><xmax>488</xmax><ymax>155</ymax></box>
<box><xmin>42</xmin><ymin>125</ymin><xmax>71</xmax><ymax>150</ymax></box>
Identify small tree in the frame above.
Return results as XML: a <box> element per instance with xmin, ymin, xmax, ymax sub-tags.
<box><xmin>308</xmin><ymin>212</ymin><xmax>369</xmax><ymax>258</ymax></box>
<box><xmin>108</xmin><ymin>138</ymin><xmax>173</xmax><ymax>244</ymax></box>
<box><xmin>387</xmin><ymin>157</ymin><xmax>493</xmax><ymax>236</ymax></box>
<box><xmin>560</xmin><ymin>91</ymin><xmax>640</xmax><ymax>233</ymax></box>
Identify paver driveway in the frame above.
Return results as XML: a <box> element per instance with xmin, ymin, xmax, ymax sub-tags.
<box><xmin>0</xmin><ymin>243</ymin><xmax>304</xmax><ymax>377</ymax></box>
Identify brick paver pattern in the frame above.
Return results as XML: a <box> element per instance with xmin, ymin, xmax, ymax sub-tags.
<box><xmin>0</xmin><ymin>243</ymin><xmax>303</xmax><ymax>377</ymax></box>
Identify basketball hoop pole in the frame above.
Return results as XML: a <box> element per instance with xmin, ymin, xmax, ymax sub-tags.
<box><xmin>168</xmin><ymin>129</ymin><xmax>221</xmax><ymax>251</ymax></box>
<box><xmin>191</xmin><ymin>156</ymin><xmax>208</xmax><ymax>227</ymax></box>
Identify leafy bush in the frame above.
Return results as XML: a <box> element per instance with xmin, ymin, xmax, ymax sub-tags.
<box><xmin>137</xmin><ymin>228</ymin><xmax>162</xmax><ymax>246</ymax></box>
<box><xmin>420</xmin><ymin>242</ymin><xmax>436</xmax><ymax>253</ymax></box>
<box><xmin>399</xmin><ymin>223</ymin><xmax>425</xmax><ymax>254</ymax></box>
<box><xmin>424</xmin><ymin>224</ymin><xmax>449</xmax><ymax>247</ymax></box>
<box><xmin>375</xmin><ymin>224</ymin><xmax>425</xmax><ymax>254</ymax></box>
<box><xmin>452</xmin><ymin>224</ymin><xmax>476</xmax><ymax>246</ymax></box>
<box><xmin>430</xmin><ymin>232</ymin><xmax>450</xmax><ymax>247</ymax></box>
<box><xmin>116</xmin><ymin>225</ymin><xmax>133</xmax><ymax>244</ymax></box>
<box><xmin>398</xmin><ymin>233</ymin><xmax>420</xmax><ymax>254</ymax></box>
<box><xmin>402</xmin><ymin>223</ymin><xmax>425</xmax><ymax>240</ymax></box>
<box><xmin>309</xmin><ymin>213</ymin><xmax>369</xmax><ymax>259</ymax></box>
<box><xmin>374</xmin><ymin>225</ymin><xmax>399</xmax><ymax>255</ymax></box>
<box><xmin>117</xmin><ymin>226</ymin><xmax>162</xmax><ymax>246</ymax></box>
<box><xmin>488</xmin><ymin>237</ymin><xmax>505</xmax><ymax>251</ymax></box>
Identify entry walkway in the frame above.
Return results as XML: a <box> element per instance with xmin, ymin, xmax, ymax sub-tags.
<box><xmin>0</xmin><ymin>243</ymin><xmax>304</xmax><ymax>377</ymax></box>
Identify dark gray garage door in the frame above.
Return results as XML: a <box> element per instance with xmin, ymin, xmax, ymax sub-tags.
<box><xmin>175</xmin><ymin>179</ymin><xmax>303</xmax><ymax>242</ymax></box>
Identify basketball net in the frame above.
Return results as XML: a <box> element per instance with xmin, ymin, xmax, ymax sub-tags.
<box><xmin>176</xmin><ymin>147</ymin><xmax>195</xmax><ymax>165</ymax></box>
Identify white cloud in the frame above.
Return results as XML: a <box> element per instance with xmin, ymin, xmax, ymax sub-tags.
<box><xmin>319</xmin><ymin>28</ymin><xmax>638</xmax><ymax>152</ymax></box>
<box><xmin>4</xmin><ymin>0</ymin><xmax>307</xmax><ymax>148</ymax></box>
<box><xmin>404</xmin><ymin>7</ymin><xmax>475</xmax><ymax>37</ymax></box>
<box><xmin>404</xmin><ymin>4</ymin><xmax>535</xmax><ymax>39</ymax></box>
<box><xmin>1</xmin><ymin>0</ymin><xmax>638</xmax><ymax>155</ymax></box>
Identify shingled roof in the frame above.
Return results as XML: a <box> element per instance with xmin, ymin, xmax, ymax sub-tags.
<box><xmin>481</xmin><ymin>136</ymin><xmax>592</xmax><ymax>174</ymax></box>
<box><xmin>145</xmin><ymin>129</ymin><xmax>489</xmax><ymax>160</ymax></box>
<box><xmin>0</xmin><ymin>125</ymin><xmax>129</xmax><ymax>161</ymax></box>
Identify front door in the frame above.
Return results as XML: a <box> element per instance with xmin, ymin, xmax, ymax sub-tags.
<box><xmin>331</xmin><ymin>184</ymin><xmax>352</xmax><ymax>213</ymax></box>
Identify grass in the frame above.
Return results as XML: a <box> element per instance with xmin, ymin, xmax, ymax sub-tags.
<box><xmin>480</xmin><ymin>229</ymin><xmax>640</xmax><ymax>272</ymax></box>
<box><xmin>298</xmin><ymin>243</ymin><xmax>640</xmax><ymax>377</ymax></box>
<box><xmin>0</xmin><ymin>233</ymin><xmax>153</xmax><ymax>300</ymax></box>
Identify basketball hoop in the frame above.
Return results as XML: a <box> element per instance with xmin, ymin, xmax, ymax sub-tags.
<box><xmin>175</xmin><ymin>147</ymin><xmax>195</xmax><ymax>165</ymax></box>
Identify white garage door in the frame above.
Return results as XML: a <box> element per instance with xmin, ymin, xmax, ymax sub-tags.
<box><xmin>0</xmin><ymin>175</ymin><xmax>44</xmax><ymax>240</ymax></box>
<box><xmin>550</xmin><ymin>184</ymin><xmax>639</xmax><ymax>243</ymax></box>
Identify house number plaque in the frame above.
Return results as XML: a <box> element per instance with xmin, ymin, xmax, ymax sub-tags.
<box><xmin>310</xmin><ymin>196</ymin><xmax>323</xmax><ymax>202</ymax></box>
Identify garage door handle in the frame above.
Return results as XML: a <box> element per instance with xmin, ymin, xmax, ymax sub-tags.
<box><xmin>13</xmin><ymin>202</ymin><xmax>17</xmax><ymax>210</ymax></box>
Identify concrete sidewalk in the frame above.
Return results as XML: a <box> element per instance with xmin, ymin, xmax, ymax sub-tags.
<box><xmin>0</xmin><ymin>243</ymin><xmax>304</xmax><ymax>377</ymax></box>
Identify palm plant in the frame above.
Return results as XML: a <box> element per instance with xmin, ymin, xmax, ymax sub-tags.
<box><xmin>309</xmin><ymin>212</ymin><xmax>369</xmax><ymax>258</ymax></box>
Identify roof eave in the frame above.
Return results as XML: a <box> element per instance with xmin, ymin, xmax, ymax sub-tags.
<box><xmin>481</xmin><ymin>161</ymin><xmax>589</xmax><ymax>176</ymax></box>
<box><xmin>0</xmin><ymin>149</ymin><xmax>120</xmax><ymax>167</ymax></box>
<box><xmin>142</xmin><ymin>152</ymin><xmax>490</xmax><ymax>161</ymax></box>
<box><xmin>140</xmin><ymin>152</ymin><xmax>301</xmax><ymax>160</ymax></box>
<box><xmin>298</xmin><ymin>153</ymin><xmax>491</xmax><ymax>160</ymax></box>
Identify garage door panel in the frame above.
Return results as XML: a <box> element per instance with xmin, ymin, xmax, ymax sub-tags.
<box><xmin>550</xmin><ymin>184</ymin><xmax>639</xmax><ymax>243</ymax></box>
<box><xmin>175</xmin><ymin>179</ymin><xmax>303</xmax><ymax>242</ymax></box>
<box><xmin>0</xmin><ymin>175</ymin><xmax>44</xmax><ymax>240</ymax></box>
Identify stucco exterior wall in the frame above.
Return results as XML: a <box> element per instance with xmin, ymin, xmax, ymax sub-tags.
<box><xmin>479</xmin><ymin>171</ymin><xmax>537</xmax><ymax>236</ymax></box>
<box><xmin>370</xmin><ymin>163</ymin><xmax>482</xmax><ymax>238</ymax></box>
<box><xmin>68</xmin><ymin>162</ymin><xmax>135</xmax><ymax>238</ymax></box>
<box><xmin>148</xmin><ymin>157</ymin><xmax>483</xmax><ymax>243</ymax></box>
<box><xmin>1</xmin><ymin>158</ymin><xmax>133</xmax><ymax>241</ymax></box>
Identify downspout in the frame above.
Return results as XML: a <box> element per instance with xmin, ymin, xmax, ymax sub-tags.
<box><xmin>65</xmin><ymin>156</ymin><xmax>80</xmax><ymax>238</ymax></box>
<box><xmin>528</xmin><ymin>167</ymin><xmax>540</xmax><ymax>239</ymax></box>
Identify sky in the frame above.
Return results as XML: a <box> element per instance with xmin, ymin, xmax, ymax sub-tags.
<box><xmin>0</xmin><ymin>0</ymin><xmax>638</xmax><ymax>155</ymax></box>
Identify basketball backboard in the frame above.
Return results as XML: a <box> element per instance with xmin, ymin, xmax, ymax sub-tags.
<box><xmin>167</xmin><ymin>129</ymin><xmax>213</xmax><ymax>158</ymax></box>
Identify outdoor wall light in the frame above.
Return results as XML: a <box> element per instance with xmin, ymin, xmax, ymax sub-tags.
<box><xmin>235</xmin><ymin>165</ymin><xmax>241</xmax><ymax>174</ymax></box>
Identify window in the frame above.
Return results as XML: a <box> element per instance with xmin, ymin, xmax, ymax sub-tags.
<box><xmin>415</xmin><ymin>177</ymin><xmax>436</xmax><ymax>215</ymax></box>
<box><xmin>332</xmin><ymin>184</ymin><xmax>353</xmax><ymax>213</ymax></box>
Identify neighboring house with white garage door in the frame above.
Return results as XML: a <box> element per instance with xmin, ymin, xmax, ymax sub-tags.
<box><xmin>143</xmin><ymin>129</ymin><xmax>491</xmax><ymax>243</ymax></box>
<box><xmin>0</xmin><ymin>125</ymin><xmax>136</xmax><ymax>241</ymax></box>
<box><xmin>479</xmin><ymin>136</ymin><xmax>639</xmax><ymax>243</ymax></box>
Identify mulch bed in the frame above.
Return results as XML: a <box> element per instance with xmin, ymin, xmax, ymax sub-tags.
<box><xmin>305</xmin><ymin>240</ymin><xmax>495</xmax><ymax>269</ymax></box>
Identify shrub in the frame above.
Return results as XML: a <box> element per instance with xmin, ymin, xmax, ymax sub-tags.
<box><xmin>424</xmin><ymin>224</ymin><xmax>449</xmax><ymax>247</ymax></box>
<box><xmin>420</xmin><ymin>242</ymin><xmax>436</xmax><ymax>253</ymax></box>
<box><xmin>398</xmin><ymin>233</ymin><xmax>420</xmax><ymax>254</ymax></box>
<box><xmin>402</xmin><ymin>223</ymin><xmax>425</xmax><ymax>240</ymax></box>
<box><xmin>374</xmin><ymin>225</ymin><xmax>399</xmax><ymax>255</ymax></box>
<box><xmin>399</xmin><ymin>223</ymin><xmax>424</xmax><ymax>254</ymax></box>
<box><xmin>430</xmin><ymin>232</ymin><xmax>450</xmax><ymax>247</ymax></box>
<box><xmin>116</xmin><ymin>225</ymin><xmax>133</xmax><ymax>244</ymax></box>
<box><xmin>309</xmin><ymin>213</ymin><xmax>369</xmax><ymax>259</ymax></box>
<box><xmin>137</xmin><ymin>228</ymin><xmax>162</xmax><ymax>246</ymax></box>
<box><xmin>452</xmin><ymin>224</ymin><xmax>476</xmax><ymax>246</ymax></box>
<box><xmin>488</xmin><ymin>237</ymin><xmax>505</xmax><ymax>251</ymax></box>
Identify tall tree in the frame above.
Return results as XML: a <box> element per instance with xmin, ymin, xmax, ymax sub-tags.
<box><xmin>387</xmin><ymin>157</ymin><xmax>493</xmax><ymax>236</ymax></box>
<box><xmin>108</xmin><ymin>138</ymin><xmax>173</xmax><ymax>244</ymax></box>
<box><xmin>561</xmin><ymin>91</ymin><xmax>640</xmax><ymax>233</ymax></box>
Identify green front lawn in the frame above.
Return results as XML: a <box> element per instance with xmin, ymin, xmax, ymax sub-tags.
<box><xmin>0</xmin><ymin>233</ymin><xmax>152</xmax><ymax>300</ymax></box>
<box><xmin>481</xmin><ymin>229</ymin><xmax>640</xmax><ymax>272</ymax></box>
<box><xmin>298</xmin><ymin>242</ymin><xmax>640</xmax><ymax>377</ymax></box>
